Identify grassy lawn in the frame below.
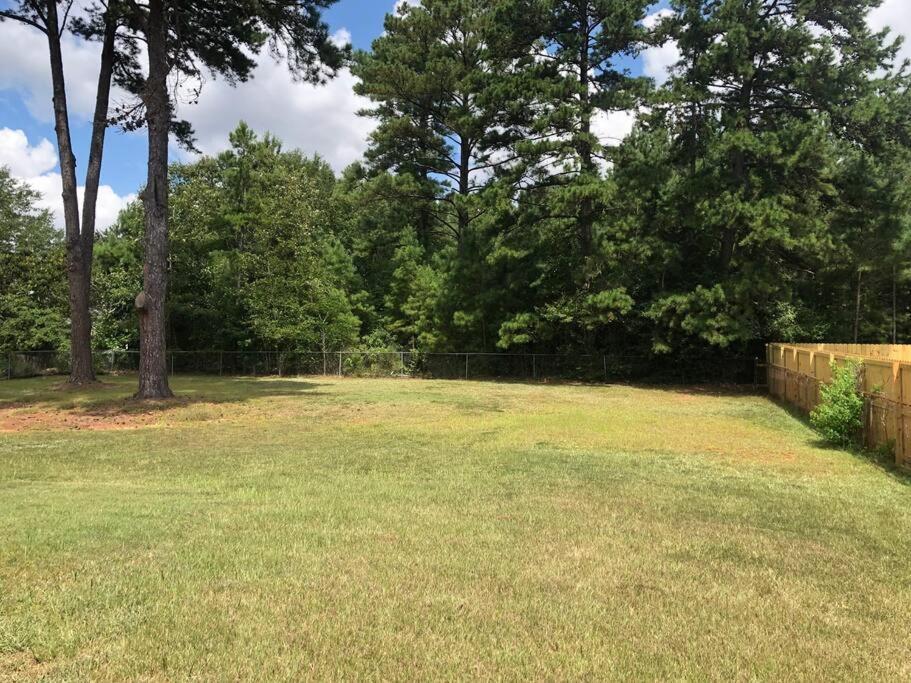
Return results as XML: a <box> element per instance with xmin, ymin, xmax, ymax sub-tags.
<box><xmin>1</xmin><ymin>375</ymin><xmax>910</xmax><ymax>680</ymax></box>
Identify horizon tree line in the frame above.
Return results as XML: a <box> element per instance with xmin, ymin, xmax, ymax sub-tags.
<box><xmin>1</xmin><ymin>0</ymin><xmax>910</xmax><ymax>390</ymax></box>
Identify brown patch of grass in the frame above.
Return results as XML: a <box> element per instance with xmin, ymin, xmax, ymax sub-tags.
<box><xmin>0</xmin><ymin>407</ymin><xmax>157</xmax><ymax>432</ymax></box>
<box><xmin>0</xmin><ymin>652</ymin><xmax>50</xmax><ymax>683</ymax></box>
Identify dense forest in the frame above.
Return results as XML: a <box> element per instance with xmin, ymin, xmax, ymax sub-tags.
<box><xmin>2</xmin><ymin>0</ymin><xmax>910</xmax><ymax>374</ymax></box>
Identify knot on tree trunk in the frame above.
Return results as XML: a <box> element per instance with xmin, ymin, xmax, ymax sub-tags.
<box><xmin>135</xmin><ymin>291</ymin><xmax>149</xmax><ymax>312</ymax></box>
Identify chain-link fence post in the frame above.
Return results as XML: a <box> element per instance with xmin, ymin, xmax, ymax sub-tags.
<box><xmin>338</xmin><ymin>352</ymin><xmax>342</xmax><ymax>377</ymax></box>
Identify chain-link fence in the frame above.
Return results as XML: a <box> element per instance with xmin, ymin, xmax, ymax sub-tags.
<box><xmin>1</xmin><ymin>349</ymin><xmax>760</xmax><ymax>385</ymax></box>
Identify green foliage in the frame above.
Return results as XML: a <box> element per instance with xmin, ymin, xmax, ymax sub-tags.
<box><xmin>94</xmin><ymin>124</ymin><xmax>363</xmax><ymax>354</ymax></box>
<box><xmin>7</xmin><ymin>0</ymin><xmax>911</xmax><ymax>365</ymax></box>
<box><xmin>811</xmin><ymin>362</ymin><xmax>865</xmax><ymax>447</ymax></box>
<box><xmin>0</xmin><ymin>168</ymin><xmax>68</xmax><ymax>355</ymax></box>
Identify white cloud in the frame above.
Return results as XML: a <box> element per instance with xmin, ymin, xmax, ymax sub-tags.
<box><xmin>641</xmin><ymin>9</ymin><xmax>680</xmax><ymax>85</ymax></box>
<box><xmin>23</xmin><ymin>173</ymin><xmax>136</xmax><ymax>233</ymax></box>
<box><xmin>0</xmin><ymin>128</ymin><xmax>57</xmax><ymax>176</ymax></box>
<box><xmin>330</xmin><ymin>28</ymin><xmax>352</xmax><ymax>48</ymax></box>
<box><xmin>0</xmin><ymin>16</ymin><xmax>374</xmax><ymax>173</ymax></box>
<box><xmin>0</xmin><ymin>128</ymin><xmax>135</xmax><ymax>231</ymax></box>
<box><xmin>176</xmin><ymin>59</ymin><xmax>376</xmax><ymax>173</ymax></box>
<box><xmin>0</xmin><ymin>19</ymin><xmax>118</xmax><ymax>122</ymax></box>
<box><xmin>868</xmin><ymin>0</ymin><xmax>911</xmax><ymax>66</ymax></box>
<box><xmin>592</xmin><ymin>110</ymin><xmax>636</xmax><ymax>147</ymax></box>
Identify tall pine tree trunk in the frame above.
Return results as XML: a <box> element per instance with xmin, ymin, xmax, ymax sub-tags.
<box><xmin>456</xmin><ymin>136</ymin><xmax>471</xmax><ymax>249</ymax></box>
<box><xmin>721</xmin><ymin>77</ymin><xmax>755</xmax><ymax>274</ymax></box>
<box><xmin>43</xmin><ymin>1</ymin><xmax>94</xmax><ymax>384</ymax></box>
<box><xmin>136</xmin><ymin>0</ymin><xmax>173</xmax><ymax>399</ymax></box>
<box><xmin>576</xmin><ymin>3</ymin><xmax>594</xmax><ymax>257</ymax></box>
<box><xmin>32</xmin><ymin>1</ymin><xmax>118</xmax><ymax>385</ymax></box>
<box><xmin>893</xmin><ymin>264</ymin><xmax>898</xmax><ymax>344</ymax></box>
<box><xmin>854</xmin><ymin>268</ymin><xmax>863</xmax><ymax>344</ymax></box>
<box><xmin>418</xmin><ymin>168</ymin><xmax>432</xmax><ymax>252</ymax></box>
<box><xmin>76</xmin><ymin>15</ymin><xmax>118</xmax><ymax>374</ymax></box>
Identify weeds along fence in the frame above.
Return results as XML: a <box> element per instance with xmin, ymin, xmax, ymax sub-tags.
<box><xmin>2</xmin><ymin>349</ymin><xmax>758</xmax><ymax>385</ymax></box>
<box><xmin>767</xmin><ymin>343</ymin><xmax>911</xmax><ymax>469</ymax></box>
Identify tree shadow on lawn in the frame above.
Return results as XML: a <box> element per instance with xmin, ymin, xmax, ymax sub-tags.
<box><xmin>456</xmin><ymin>375</ymin><xmax>762</xmax><ymax>396</ymax></box>
<box><xmin>0</xmin><ymin>375</ymin><xmax>330</xmax><ymax>421</ymax></box>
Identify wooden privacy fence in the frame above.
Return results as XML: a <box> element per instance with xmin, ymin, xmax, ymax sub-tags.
<box><xmin>767</xmin><ymin>343</ymin><xmax>911</xmax><ymax>469</ymax></box>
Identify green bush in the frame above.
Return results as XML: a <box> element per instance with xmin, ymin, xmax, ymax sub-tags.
<box><xmin>810</xmin><ymin>361</ymin><xmax>864</xmax><ymax>447</ymax></box>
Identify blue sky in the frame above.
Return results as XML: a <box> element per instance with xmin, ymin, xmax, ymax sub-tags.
<box><xmin>0</xmin><ymin>0</ymin><xmax>906</xmax><ymax>229</ymax></box>
<box><xmin>0</xmin><ymin>0</ymin><xmax>411</xmax><ymax>213</ymax></box>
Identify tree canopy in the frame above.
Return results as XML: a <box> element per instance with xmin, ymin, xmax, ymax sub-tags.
<box><xmin>3</xmin><ymin>0</ymin><xmax>910</xmax><ymax>377</ymax></box>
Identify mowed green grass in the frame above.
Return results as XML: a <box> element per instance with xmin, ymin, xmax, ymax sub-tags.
<box><xmin>1</xmin><ymin>376</ymin><xmax>910</xmax><ymax>681</ymax></box>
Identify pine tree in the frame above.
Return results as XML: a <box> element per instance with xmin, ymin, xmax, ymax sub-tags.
<box><xmin>493</xmin><ymin>0</ymin><xmax>651</xmax><ymax>351</ymax></box>
<box><xmin>639</xmin><ymin>0</ymin><xmax>908</xmax><ymax>352</ymax></box>
<box><xmin>86</xmin><ymin>0</ymin><xmax>348</xmax><ymax>398</ymax></box>
<box><xmin>354</xmin><ymin>0</ymin><xmax>538</xmax><ymax>247</ymax></box>
<box><xmin>0</xmin><ymin>0</ymin><xmax>123</xmax><ymax>384</ymax></box>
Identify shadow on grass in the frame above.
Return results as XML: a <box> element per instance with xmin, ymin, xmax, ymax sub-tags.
<box><xmin>427</xmin><ymin>374</ymin><xmax>763</xmax><ymax>396</ymax></box>
<box><xmin>0</xmin><ymin>375</ymin><xmax>329</xmax><ymax>418</ymax></box>
<box><xmin>766</xmin><ymin>395</ymin><xmax>911</xmax><ymax>486</ymax></box>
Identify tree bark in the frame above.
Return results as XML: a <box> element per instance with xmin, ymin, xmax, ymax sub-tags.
<box><xmin>854</xmin><ymin>268</ymin><xmax>863</xmax><ymax>344</ymax></box>
<box><xmin>43</xmin><ymin>1</ymin><xmax>96</xmax><ymax>384</ymax></box>
<box><xmin>73</xmin><ymin>14</ymin><xmax>118</xmax><ymax>378</ymax></box>
<box><xmin>893</xmin><ymin>264</ymin><xmax>898</xmax><ymax>344</ymax></box>
<box><xmin>136</xmin><ymin>0</ymin><xmax>173</xmax><ymax>399</ymax></box>
<box><xmin>456</xmin><ymin>134</ymin><xmax>471</xmax><ymax>249</ymax></box>
<box><xmin>721</xmin><ymin>74</ymin><xmax>756</xmax><ymax>274</ymax></box>
<box><xmin>576</xmin><ymin>1</ymin><xmax>594</xmax><ymax>257</ymax></box>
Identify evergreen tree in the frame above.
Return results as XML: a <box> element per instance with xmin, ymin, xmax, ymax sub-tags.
<box><xmin>85</xmin><ymin>0</ymin><xmax>348</xmax><ymax>398</ymax></box>
<box><xmin>354</xmin><ymin>0</ymin><xmax>538</xmax><ymax>246</ymax></box>
<box><xmin>493</xmin><ymin>0</ymin><xmax>651</xmax><ymax>351</ymax></box>
<box><xmin>1</xmin><ymin>0</ymin><xmax>124</xmax><ymax>384</ymax></box>
<box><xmin>636</xmin><ymin>0</ymin><xmax>908</xmax><ymax>352</ymax></box>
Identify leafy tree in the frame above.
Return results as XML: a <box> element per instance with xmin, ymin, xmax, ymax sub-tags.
<box><xmin>91</xmin><ymin>203</ymin><xmax>143</xmax><ymax>351</ymax></box>
<box><xmin>241</xmin><ymin>151</ymin><xmax>360</xmax><ymax>354</ymax></box>
<box><xmin>524</xmin><ymin>0</ymin><xmax>651</xmax><ymax>254</ymax></box>
<box><xmin>0</xmin><ymin>168</ymin><xmax>68</xmax><ymax>355</ymax></box>
<box><xmin>492</xmin><ymin>0</ymin><xmax>651</xmax><ymax>350</ymax></box>
<box><xmin>335</xmin><ymin>166</ymin><xmax>436</xmax><ymax>341</ymax></box>
<box><xmin>0</xmin><ymin>0</ymin><xmax>124</xmax><ymax>384</ymax></box>
<box><xmin>96</xmin><ymin>125</ymin><xmax>363</xmax><ymax>357</ymax></box>
<box><xmin>83</xmin><ymin>0</ymin><xmax>348</xmax><ymax>398</ymax></box>
<box><xmin>354</xmin><ymin>0</ymin><xmax>537</xmax><ymax>246</ymax></box>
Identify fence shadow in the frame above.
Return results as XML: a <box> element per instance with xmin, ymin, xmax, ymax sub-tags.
<box><xmin>767</xmin><ymin>394</ymin><xmax>911</xmax><ymax>486</ymax></box>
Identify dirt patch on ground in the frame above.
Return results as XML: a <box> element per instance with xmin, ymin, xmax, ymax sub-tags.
<box><xmin>0</xmin><ymin>652</ymin><xmax>50</xmax><ymax>682</ymax></box>
<box><xmin>50</xmin><ymin>380</ymin><xmax>120</xmax><ymax>392</ymax></box>
<box><xmin>0</xmin><ymin>407</ymin><xmax>159</xmax><ymax>432</ymax></box>
<box><xmin>0</xmin><ymin>397</ymin><xmax>195</xmax><ymax>433</ymax></box>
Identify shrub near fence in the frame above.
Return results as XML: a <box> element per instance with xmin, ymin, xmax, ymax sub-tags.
<box><xmin>767</xmin><ymin>343</ymin><xmax>911</xmax><ymax>469</ymax></box>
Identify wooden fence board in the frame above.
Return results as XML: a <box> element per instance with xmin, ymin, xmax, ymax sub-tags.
<box><xmin>768</xmin><ymin>343</ymin><xmax>911</xmax><ymax>470</ymax></box>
